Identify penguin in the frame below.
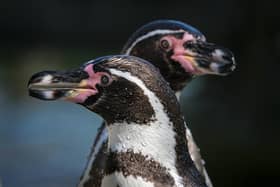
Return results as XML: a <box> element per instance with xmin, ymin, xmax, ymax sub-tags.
<box><xmin>79</xmin><ymin>20</ymin><xmax>235</xmax><ymax>187</ymax></box>
<box><xmin>28</xmin><ymin>55</ymin><xmax>209</xmax><ymax>187</ymax></box>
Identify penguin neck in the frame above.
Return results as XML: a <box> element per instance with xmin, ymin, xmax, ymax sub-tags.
<box><xmin>99</xmin><ymin>68</ymin><xmax>197</xmax><ymax>186</ymax></box>
<box><xmin>104</xmin><ymin>69</ymin><xmax>183</xmax><ymax>168</ymax></box>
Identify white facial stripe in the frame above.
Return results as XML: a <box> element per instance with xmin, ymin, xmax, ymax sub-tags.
<box><xmin>108</xmin><ymin>68</ymin><xmax>184</xmax><ymax>187</ymax></box>
<box><xmin>78</xmin><ymin>128</ymin><xmax>108</xmax><ymax>187</ymax></box>
<box><xmin>109</xmin><ymin>69</ymin><xmax>170</xmax><ymax>122</ymax></box>
<box><xmin>124</xmin><ymin>29</ymin><xmax>184</xmax><ymax>54</ymax></box>
<box><xmin>102</xmin><ymin>172</ymin><xmax>154</xmax><ymax>187</ymax></box>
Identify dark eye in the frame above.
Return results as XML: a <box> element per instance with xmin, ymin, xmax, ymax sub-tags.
<box><xmin>160</xmin><ymin>39</ymin><xmax>170</xmax><ymax>50</ymax></box>
<box><xmin>100</xmin><ymin>75</ymin><xmax>110</xmax><ymax>86</ymax></box>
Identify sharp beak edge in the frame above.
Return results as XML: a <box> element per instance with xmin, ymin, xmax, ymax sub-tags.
<box><xmin>175</xmin><ymin>41</ymin><xmax>236</xmax><ymax>75</ymax></box>
<box><xmin>28</xmin><ymin>70</ymin><xmax>95</xmax><ymax>102</ymax></box>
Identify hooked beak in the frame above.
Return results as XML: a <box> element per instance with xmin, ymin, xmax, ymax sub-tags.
<box><xmin>172</xmin><ymin>40</ymin><xmax>236</xmax><ymax>75</ymax></box>
<box><xmin>28</xmin><ymin>69</ymin><xmax>97</xmax><ymax>103</ymax></box>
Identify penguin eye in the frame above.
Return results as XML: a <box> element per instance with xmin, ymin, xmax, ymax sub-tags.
<box><xmin>100</xmin><ymin>75</ymin><xmax>110</xmax><ymax>86</ymax></box>
<box><xmin>160</xmin><ymin>38</ymin><xmax>172</xmax><ymax>51</ymax></box>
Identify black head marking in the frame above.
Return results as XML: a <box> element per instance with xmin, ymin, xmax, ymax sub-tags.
<box><xmin>121</xmin><ymin>20</ymin><xmax>235</xmax><ymax>92</ymax></box>
<box><xmin>122</xmin><ymin>20</ymin><xmax>205</xmax><ymax>51</ymax></box>
<box><xmin>80</xmin><ymin>55</ymin><xmax>168</xmax><ymax>124</ymax></box>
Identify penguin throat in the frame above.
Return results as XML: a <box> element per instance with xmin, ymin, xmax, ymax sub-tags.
<box><xmin>102</xmin><ymin>68</ymin><xmax>185</xmax><ymax>187</ymax></box>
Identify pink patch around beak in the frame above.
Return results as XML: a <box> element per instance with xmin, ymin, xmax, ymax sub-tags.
<box><xmin>66</xmin><ymin>89</ymin><xmax>98</xmax><ymax>103</ymax></box>
<box><xmin>66</xmin><ymin>64</ymin><xmax>104</xmax><ymax>103</ymax></box>
<box><xmin>171</xmin><ymin>55</ymin><xmax>195</xmax><ymax>73</ymax></box>
<box><xmin>168</xmin><ymin>32</ymin><xmax>204</xmax><ymax>75</ymax></box>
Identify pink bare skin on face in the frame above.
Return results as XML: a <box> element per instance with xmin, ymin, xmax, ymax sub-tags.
<box><xmin>66</xmin><ymin>64</ymin><xmax>109</xmax><ymax>103</ymax></box>
<box><xmin>166</xmin><ymin>32</ymin><xmax>205</xmax><ymax>75</ymax></box>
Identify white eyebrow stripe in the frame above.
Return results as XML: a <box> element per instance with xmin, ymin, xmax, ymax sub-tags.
<box><xmin>124</xmin><ymin>29</ymin><xmax>184</xmax><ymax>54</ymax></box>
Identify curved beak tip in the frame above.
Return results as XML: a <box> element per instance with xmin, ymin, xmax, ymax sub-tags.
<box><xmin>28</xmin><ymin>71</ymin><xmax>63</xmax><ymax>100</ymax></box>
<box><xmin>210</xmin><ymin>47</ymin><xmax>236</xmax><ymax>75</ymax></box>
<box><xmin>27</xmin><ymin>69</ymin><xmax>97</xmax><ymax>103</ymax></box>
<box><xmin>181</xmin><ymin>40</ymin><xmax>236</xmax><ymax>76</ymax></box>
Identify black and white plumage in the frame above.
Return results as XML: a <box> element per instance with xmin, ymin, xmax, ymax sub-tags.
<box><xmin>78</xmin><ymin>20</ymin><xmax>236</xmax><ymax>187</ymax></box>
<box><xmin>28</xmin><ymin>55</ymin><xmax>208</xmax><ymax>187</ymax></box>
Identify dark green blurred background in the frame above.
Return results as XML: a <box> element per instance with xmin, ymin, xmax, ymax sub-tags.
<box><xmin>0</xmin><ymin>0</ymin><xmax>279</xmax><ymax>187</ymax></box>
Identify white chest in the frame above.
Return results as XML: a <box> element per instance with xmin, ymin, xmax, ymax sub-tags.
<box><xmin>108</xmin><ymin>121</ymin><xmax>176</xmax><ymax>167</ymax></box>
<box><xmin>107</xmin><ymin>121</ymin><xmax>184</xmax><ymax>187</ymax></box>
<box><xmin>102</xmin><ymin>172</ymin><xmax>154</xmax><ymax>187</ymax></box>
<box><xmin>104</xmin><ymin>69</ymin><xmax>184</xmax><ymax>187</ymax></box>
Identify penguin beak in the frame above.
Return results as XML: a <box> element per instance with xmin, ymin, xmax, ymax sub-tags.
<box><xmin>28</xmin><ymin>69</ymin><xmax>98</xmax><ymax>103</ymax></box>
<box><xmin>172</xmin><ymin>40</ymin><xmax>236</xmax><ymax>75</ymax></box>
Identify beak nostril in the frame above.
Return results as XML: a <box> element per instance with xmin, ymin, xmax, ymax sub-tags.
<box><xmin>183</xmin><ymin>41</ymin><xmax>195</xmax><ymax>49</ymax></box>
